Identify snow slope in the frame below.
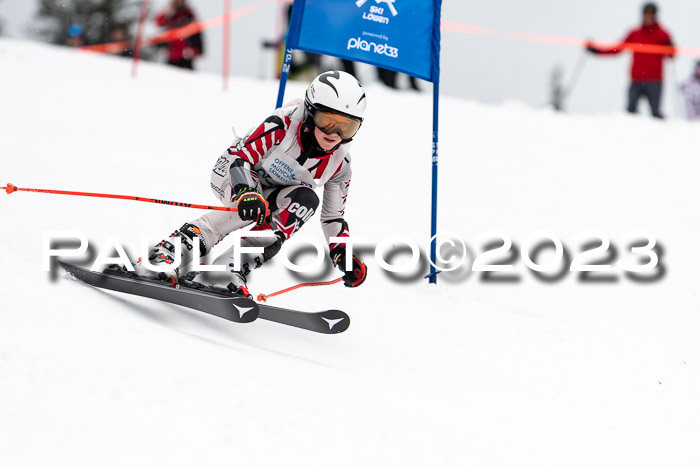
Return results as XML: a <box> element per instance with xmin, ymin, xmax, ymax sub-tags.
<box><xmin>1</xmin><ymin>39</ymin><xmax>699</xmax><ymax>466</ymax></box>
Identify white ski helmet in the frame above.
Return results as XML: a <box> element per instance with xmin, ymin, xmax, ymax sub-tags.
<box><xmin>305</xmin><ymin>70</ymin><xmax>367</xmax><ymax>122</ymax></box>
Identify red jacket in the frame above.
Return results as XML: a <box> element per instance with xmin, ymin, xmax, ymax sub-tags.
<box><xmin>155</xmin><ymin>7</ymin><xmax>201</xmax><ymax>62</ymax></box>
<box><xmin>596</xmin><ymin>22</ymin><xmax>674</xmax><ymax>82</ymax></box>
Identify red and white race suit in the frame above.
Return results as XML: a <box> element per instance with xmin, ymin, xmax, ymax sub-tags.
<box><xmin>191</xmin><ymin>99</ymin><xmax>352</xmax><ymax>257</ymax></box>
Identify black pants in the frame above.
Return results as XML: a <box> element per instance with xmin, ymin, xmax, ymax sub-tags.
<box><xmin>628</xmin><ymin>81</ymin><xmax>663</xmax><ymax>119</ymax></box>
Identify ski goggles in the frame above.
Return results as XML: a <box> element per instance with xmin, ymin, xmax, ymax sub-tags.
<box><xmin>313</xmin><ymin>110</ymin><xmax>362</xmax><ymax>140</ymax></box>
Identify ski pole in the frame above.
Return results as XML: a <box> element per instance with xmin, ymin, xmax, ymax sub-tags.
<box><xmin>257</xmin><ymin>277</ymin><xmax>343</xmax><ymax>302</ymax></box>
<box><xmin>563</xmin><ymin>50</ymin><xmax>588</xmax><ymax>102</ymax></box>
<box><xmin>1</xmin><ymin>183</ymin><xmax>238</xmax><ymax>212</ymax></box>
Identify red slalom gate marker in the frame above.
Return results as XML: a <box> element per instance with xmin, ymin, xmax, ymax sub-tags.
<box><xmin>441</xmin><ymin>20</ymin><xmax>700</xmax><ymax>58</ymax></box>
<box><xmin>257</xmin><ymin>277</ymin><xmax>343</xmax><ymax>302</ymax></box>
<box><xmin>223</xmin><ymin>0</ymin><xmax>231</xmax><ymax>91</ymax></box>
<box><xmin>131</xmin><ymin>0</ymin><xmax>150</xmax><ymax>78</ymax></box>
<box><xmin>1</xmin><ymin>183</ymin><xmax>238</xmax><ymax>212</ymax></box>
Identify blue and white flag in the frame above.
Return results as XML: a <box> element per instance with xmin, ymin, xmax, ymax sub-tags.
<box><xmin>287</xmin><ymin>0</ymin><xmax>441</xmax><ymax>82</ymax></box>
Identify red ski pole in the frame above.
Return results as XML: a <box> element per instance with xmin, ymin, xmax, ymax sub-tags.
<box><xmin>257</xmin><ymin>277</ymin><xmax>343</xmax><ymax>302</ymax></box>
<box><xmin>2</xmin><ymin>183</ymin><xmax>238</xmax><ymax>212</ymax></box>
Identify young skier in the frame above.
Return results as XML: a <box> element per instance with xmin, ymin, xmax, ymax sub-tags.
<box><xmin>134</xmin><ymin>70</ymin><xmax>368</xmax><ymax>297</ymax></box>
<box><xmin>680</xmin><ymin>61</ymin><xmax>700</xmax><ymax>120</ymax></box>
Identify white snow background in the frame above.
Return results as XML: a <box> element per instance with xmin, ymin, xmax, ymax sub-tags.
<box><xmin>1</xmin><ymin>39</ymin><xmax>699</xmax><ymax>466</ymax></box>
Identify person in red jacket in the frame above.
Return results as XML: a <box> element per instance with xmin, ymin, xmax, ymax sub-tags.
<box><xmin>586</xmin><ymin>3</ymin><xmax>675</xmax><ymax>118</ymax></box>
<box><xmin>155</xmin><ymin>0</ymin><xmax>203</xmax><ymax>70</ymax></box>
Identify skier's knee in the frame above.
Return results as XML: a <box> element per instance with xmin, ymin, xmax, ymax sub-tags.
<box><xmin>288</xmin><ymin>186</ymin><xmax>319</xmax><ymax>216</ymax></box>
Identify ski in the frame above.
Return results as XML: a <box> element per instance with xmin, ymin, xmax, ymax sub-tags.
<box><xmin>257</xmin><ymin>304</ymin><xmax>350</xmax><ymax>334</ymax></box>
<box><xmin>59</xmin><ymin>261</ymin><xmax>259</xmax><ymax>323</ymax></box>
<box><xmin>58</xmin><ymin>262</ymin><xmax>351</xmax><ymax>333</ymax></box>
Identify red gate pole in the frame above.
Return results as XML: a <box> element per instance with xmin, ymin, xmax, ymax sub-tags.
<box><xmin>223</xmin><ymin>0</ymin><xmax>231</xmax><ymax>91</ymax></box>
<box><xmin>131</xmin><ymin>0</ymin><xmax>150</xmax><ymax>78</ymax></box>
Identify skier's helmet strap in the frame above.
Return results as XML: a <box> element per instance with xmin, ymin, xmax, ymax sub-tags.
<box><xmin>305</xmin><ymin>70</ymin><xmax>367</xmax><ymax>122</ymax></box>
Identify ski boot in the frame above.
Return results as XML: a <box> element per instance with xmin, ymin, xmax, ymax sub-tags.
<box><xmin>226</xmin><ymin>271</ymin><xmax>252</xmax><ymax>298</ymax></box>
<box><xmin>133</xmin><ymin>239</ymin><xmax>180</xmax><ymax>286</ymax></box>
<box><xmin>214</xmin><ymin>232</ymin><xmax>286</xmax><ymax>298</ymax></box>
<box><xmin>212</xmin><ymin>243</ymin><xmax>270</xmax><ymax>299</ymax></box>
<box><xmin>133</xmin><ymin>223</ymin><xmax>202</xmax><ymax>286</ymax></box>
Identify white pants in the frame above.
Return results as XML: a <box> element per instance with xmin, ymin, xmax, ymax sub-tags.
<box><xmin>183</xmin><ymin>151</ymin><xmax>320</xmax><ymax>257</ymax></box>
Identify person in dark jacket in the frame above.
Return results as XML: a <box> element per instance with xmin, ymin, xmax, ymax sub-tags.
<box><xmin>155</xmin><ymin>0</ymin><xmax>203</xmax><ymax>69</ymax></box>
<box><xmin>586</xmin><ymin>2</ymin><xmax>675</xmax><ymax>118</ymax></box>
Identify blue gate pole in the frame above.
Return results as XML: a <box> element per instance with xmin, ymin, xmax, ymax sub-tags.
<box><xmin>275</xmin><ymin>48</ymin><xmax>293</xmax><ymax>108</ymax></box>
<box><xmin>429</xmin><ymin>80</ymin><xmax>439</xmax><ymax>284</ymax></box>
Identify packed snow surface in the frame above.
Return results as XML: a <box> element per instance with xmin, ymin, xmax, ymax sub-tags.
<box><xmin>1</xmin><ymin>39</ymin><xmax>699</xmax><ymax>466</ymax></box>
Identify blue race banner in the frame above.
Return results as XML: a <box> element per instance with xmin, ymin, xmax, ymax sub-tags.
<box><xmin>281</xmin><ymin>0</ymin><xmax>443</xmax><ymax>284</ymax></box>
<box><xmin>287</xmin><ymin>0</ymin><xmax>440</xmax><ymax>82</ymax></box>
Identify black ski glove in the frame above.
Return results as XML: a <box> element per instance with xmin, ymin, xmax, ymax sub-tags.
<box><xmin>331</xmin><ymin>246</ymin><xmax>367</xmax><ymax>288</ymax></box>
<box><xmin>236</xmin><ymin>187</ymin><xmax>269</xmax><ymax>227</ymax></box>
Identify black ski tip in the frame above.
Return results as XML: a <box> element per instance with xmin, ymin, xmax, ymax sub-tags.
<box><xmin>318</xmin><ymin>310</ymin><xmax>350</xmax><ymax>334</ymax></box>
<box><xmin>228</xmin><ymin>298</ymin><xmax>259</xmax><ymax>323</ymax></box>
